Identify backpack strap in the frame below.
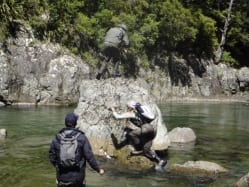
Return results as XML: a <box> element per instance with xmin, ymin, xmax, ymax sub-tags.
<box><xmin>135</xmin><ymin>103</ymin><xmax>144</xmax><ymax>114</ymax></box>
<box><xmin>56</xmin><ymin>128</ymin><xmax>83</xmax><ymax>140</ymax></box>
<box><xmin>59</xmin><ymin>131</ymin><xmax>81</xmax><ymax>140</ymax></box>
<box><xmin>134</xmin><ymin>103</ymin><xmax>154</xmax><ymax>124</ymax></box>
<box><xmin>58</xmin><ymin>127</ymin><xmax>84</xmax><ymax>134</ymax></box>
<box><xmin>117</xmin><ymin>28</ymin><xmax>125</xmax><ymax>48</ymax></box>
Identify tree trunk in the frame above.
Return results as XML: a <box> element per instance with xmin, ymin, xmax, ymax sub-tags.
<box><xmin>214</xmin><ymin>0</ymin><xmax>234</xmax><ymax>64</ymax></box>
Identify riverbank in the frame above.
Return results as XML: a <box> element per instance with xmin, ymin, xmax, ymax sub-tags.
<box><xmin>4</xmin><ymin>97</ymin><xmax>248</xmax><ymax>106</ymax></box>
<box><xmin>163</xmin><ymin>95</ymin><xmax>249</xmax><ymax>104</ymax></box>
<box><xmin>1</xmin><ymin>95</ymin><xmax>248</xmax><ymax>107</ymax></box>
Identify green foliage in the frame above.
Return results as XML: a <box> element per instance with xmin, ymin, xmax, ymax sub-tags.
<box><xmin>94</xmin><ymin>9</ymin><xmax>114</xmax><ymax>26</ymax></box>
<box><xmin>193</xmin><ymin>11</ymin><xmax>218</xmax><ymax>58</ymax></box>
<box><xmin>0</xmin><ymin>0</ymin><xmax>248</xmax><ymax>68</ymax></box>
<box><xmin>139</xmin><ymin>14</ymin><xmax>159</xmax><ymax>47</ymax></box>
<box><xmin>0</xmin><ymin>23</ymin><xmax>8</xmax><ymax>42</ymax></box>
<box><xmin>76</xmin><ymin>13</ymin><xmax>96</xmax><ymax>37</ymax></box>
<box><xmin>82</xmin><ymin>51</ymin><xmax>99</xmax><ymax>67</ymax></box>
<box><xmin>179</xmin><ymin>0</ymin><xmax>249</xmax><ymax>66</ymax></box>
<box><xmin>131</xmin><ymin>33</ymin><xmax>144</xmax><ymax>53</ymax></box>
<box><xmin>140</xmin><ymin>57</ymin><xmax>151</xmax><ymax>69</ymax></box>
<box><xmin>0</xmin><ymin>0</ymin><xmax>23</xmax><ymax>22</ymax></box>
<box><xmin>156</xmin><ymin>0</ymin><xmax>198</xmax><ymax>51</ymax></box>
<box><xmin>221</xmin><ymin>51</ymin><xmax>238</xmax><ymax>67</ymax></box>
<box><xmin>103</xmin><ymin>0</ymin><xmax>132</xmax><ymax>14</ymax></box>
<box><xmin>225</xmin><ymin>9</ymin><xmax>249</xmax><ymax>66</ymax></box>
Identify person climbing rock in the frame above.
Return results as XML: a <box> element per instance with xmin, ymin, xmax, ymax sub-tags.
<box><xmin>110</xmin><ymin>101</ymin><xmax>167</xmax><ymax>168</ymax></box>
<box><xmin>96</xmin><ymin>23</ymin><xmax>129</xmax><ymax>80</ymax></box>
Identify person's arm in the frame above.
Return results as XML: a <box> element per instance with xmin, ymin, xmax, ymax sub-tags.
<box><xmin>123</xmin><ymin>32</ymin><xmax>129</xmax><ymax>47</ymax></box>
<box><xmin>111</xmin><ymin>107</ymin><xmax>136</xmax><ymax>120</ymax></box>
<box><xmin>48</xmin><ymin>138</ymin><xmax>58</xmax><ymax>167</ymax></box>
<box><xmin>82</xmin><ymin>136</ymin><xmax>104</xmax><ymax>175</ymax></box>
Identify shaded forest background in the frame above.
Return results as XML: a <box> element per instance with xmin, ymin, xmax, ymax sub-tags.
<box><xmin>0</xmin><ymin>0</ymin><xmax>248</xmax><ymax>70</ymax></box>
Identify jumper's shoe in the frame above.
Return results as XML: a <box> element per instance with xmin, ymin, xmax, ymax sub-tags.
<box><xmin>96</xmin><ymin>73</ymin><xmax>102</xmax><ymax>80</ymax></box>
<box><xmin>155</xmin><ymin>160</ymin><xmax>167</xmax><ymax>172</ymax></box>
<box><xmin>126</xmin><ymin>153</ymin><xmax>132</xmax><ymax>160</ymax></box>
<box><xmin>126</xmin><ymin>151</ymin><xmax>135</xmax><ymax>160</ymax></box>
<box><xmin>159</xmin><ymin>159</ymin><xmax>167</xmax><ymax>167</ymax></box>
<box><xmin>112</xmin><ymin>73</ymin><xmax>122</xmax><ymax>78</ymax></box>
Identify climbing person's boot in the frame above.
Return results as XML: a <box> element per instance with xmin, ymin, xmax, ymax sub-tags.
<box><xmin>158</xmin><ymin>159</ymin><xmax>167</xmax><ymax>167</ymax></box>
<box><xmin>96</xmin><ymin>73</ymin><xmax>102</xmax><ymax>80</ymax></box>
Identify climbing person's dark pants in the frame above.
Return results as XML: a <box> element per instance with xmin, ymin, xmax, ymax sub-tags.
<box><xmin>96</xmin><ymin>46</ymin><xmax>121</xmax><ymax>79</ymax></box>
<box><xmin>127</xmin><ymin>124</ymin><xmax>161</xmax><ymax>163</ymax></box>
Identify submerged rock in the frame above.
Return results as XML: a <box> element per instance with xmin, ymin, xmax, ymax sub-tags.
<box><xmin>235</xmin><ymin>172</ymin><xmax>249</xmax><ymax>187</ymax></box>
<box><xmin>168</xmin><ymin>127</ymin><xmax>196</xmax><ymax>144</ymax></box>
<box><xmin>0</xmin><ymin>129</ymin><xmax>7</xmax><ymax>139</ymax></box>
<box><xmin>169</xmin><ymin>160</ymin><xmax>228</xmax><ymax>177</ymax></box>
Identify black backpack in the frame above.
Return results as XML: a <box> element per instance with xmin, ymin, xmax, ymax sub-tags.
<box><xmin>135</xmin><ymin>103</ymin><xmax>155</xmax><ymax>124</ymax></box>
<box><xmin>58</xmin><ymin>129</ymin><xmax>81</xmax><ymax>169</ymax></box>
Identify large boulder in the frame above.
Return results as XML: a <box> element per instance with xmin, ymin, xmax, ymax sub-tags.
<box><xmin>237</xmin><ymin>67</ymin><xmax>249</xmax><ymax>92</ymax></box>
<box><xmin>168</xmin><ymin>127</ymin><xmax>196</xmax><ymax>144</ymax></box>
<box><xmin>74</xmin><ymin>78</ymin><xmax>170</xmax><ymax>167</ymax></box>
<box><xmin>215</xmin><ymin>64</ymin><xmax>238</xmax><ymax>95</ymax></box>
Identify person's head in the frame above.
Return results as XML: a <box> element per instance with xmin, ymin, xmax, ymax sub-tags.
<box><xmin>65</xmin><ymin>113</ymin><xmax>78</xmax><ymax>127</ymax></box>
<box><xmin>126</xmin><ymin>100</ymin><xmax>137</xmax><ymax>111</ymax></box>
<box><xmin>118</xmin><ymin>23</ymin><xmax>127</xmax><ymax>31</ymax></box>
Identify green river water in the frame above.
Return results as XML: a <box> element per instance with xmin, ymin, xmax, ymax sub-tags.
<box><xmin>0</xmin><ymin>102</ymin><xmax>248</xmax><ymax>187</ymax></box>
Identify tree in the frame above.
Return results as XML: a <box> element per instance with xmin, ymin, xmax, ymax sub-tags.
<box><xmin>214</xmin><ymin>0</ymin><xmax>234</xmax><ymax>64</ymax></box>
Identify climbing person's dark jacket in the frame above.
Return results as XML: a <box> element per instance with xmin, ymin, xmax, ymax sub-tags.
<box><xmin>130</xmin><ymin>103</ymin><xmax>155</xmax><ymax>127</ymax></box>
<box><xmin>49</xmin><ymin>127</ymin><xmax>100</xmax><ymax>183</ymax></box>
<box><xmin>112</xmin><ymin>102</ymin><xmax>155</xmax><ymax>128</ymax></box>
<box><xmin>104</xmin><ymin>27</ymin><xmax>129</xmax><ymax>49</ymax></box>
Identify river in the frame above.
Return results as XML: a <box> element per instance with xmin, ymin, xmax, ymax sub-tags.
<box><xmin>0</xmin><ymin>102</ymin><xmax>248</xmax><ymax>187</ymax></box>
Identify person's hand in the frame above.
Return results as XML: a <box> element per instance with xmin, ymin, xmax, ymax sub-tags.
<box><xmin>111</xmin><ymin>107</ymin><xmax>116</xmax><ymax>112</ymax></box>
<box><xmin>108</xmin><ymin>107</ymin><xmax>116</xmax><ymax>112</ymax></box>
<box><xmin>99</xmin><ymin>168</ymin><xmax>104</xmax><ymax>175</ymax></box>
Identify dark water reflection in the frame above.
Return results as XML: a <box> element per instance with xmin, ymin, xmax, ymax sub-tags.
<box><xmin>0</xmin><ymin>102</ymin><xmax>248</xmax><ymax>187</ymax></box>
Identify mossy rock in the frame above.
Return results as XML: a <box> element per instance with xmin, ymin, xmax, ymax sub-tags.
<box><xmin>113</xmin><ymin>148</ymin><xmax>154</xmax><ymax>169</ymax></box>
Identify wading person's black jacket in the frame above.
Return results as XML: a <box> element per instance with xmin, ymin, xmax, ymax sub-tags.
<box><xmin>49</xmin><ymin>127</ymin><xmax>101</xmax><ymax>183</ymax></box>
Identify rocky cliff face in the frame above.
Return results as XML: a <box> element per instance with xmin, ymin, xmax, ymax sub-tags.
<box><xmin>139</xmin><ymin>58</ymin><xmax>249</xmax><ymax>102</ymax></box>
<box><xmin>0</xmin><ymin>21</ymin><xmax>248</xmax><ymax>106</ymax></box>
<box><xmin>0</xmin><ymin>21</ymin><xmax>90</xmax><ymax>105</ymax></box>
